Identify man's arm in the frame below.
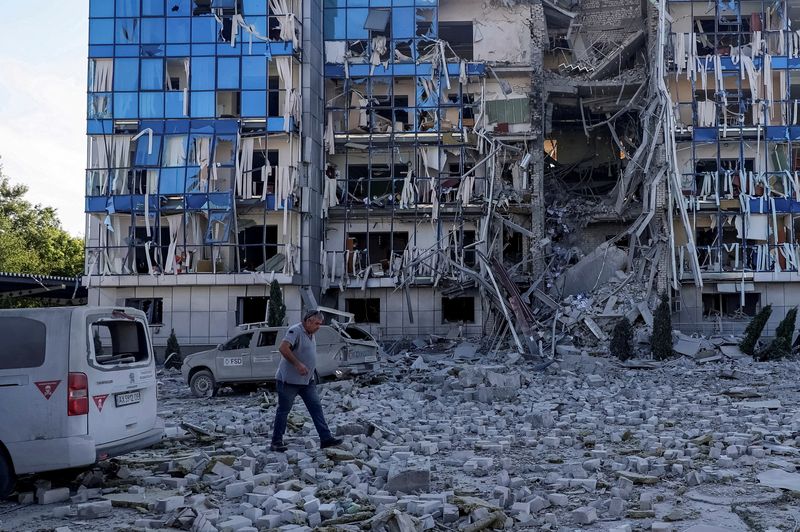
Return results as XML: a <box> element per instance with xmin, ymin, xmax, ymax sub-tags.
<box><xmin>279</xmin><ymin>340</ymin><xmax>309</xmax><ymax>376</ymax></box>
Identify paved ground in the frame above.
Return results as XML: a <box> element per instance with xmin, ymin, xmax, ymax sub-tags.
<box><xmin>1</xmin><ymin>346</ymin><xmax>799</xmax><ymax>531</ymax></box>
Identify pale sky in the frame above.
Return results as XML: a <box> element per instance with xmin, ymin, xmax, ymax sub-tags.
<box><xmin>0</xmin><ymin>1</ymin><xmax>88</xmax><ymax>236</ymax></box>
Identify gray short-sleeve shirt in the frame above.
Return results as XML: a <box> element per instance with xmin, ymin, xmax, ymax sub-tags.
<box><xmin>275</xmin><ymin>323</ymin><xmax>316</xmax><ymax>385</ymax></box>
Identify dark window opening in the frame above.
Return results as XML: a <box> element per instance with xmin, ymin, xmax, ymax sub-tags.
<box><xmin>166</xmin><ymin>58</ymin><xmax>188</xmax><ymax>90</ymax></box>
<box><xmin>694</xmin><ymin>18</ymin><xmax>751</xmax><ymax>55</ymax></box>
<box><xmin>237</xmin><ymin>225</ymin><xmax>278</xmax><ymax>271</ymax></box>
<box><xmin>0</xmin><ymin>317</ymin><xmax>46</xmax><ymax>370</ymax></box>
<box><xmin>439</xmin><ymin>22</ymin><xmax>473</xmax><ymax>60</ymax></box>
<box><xmin>237</xmin><ymin>297</ymin><xmax>267</xmax><ymax>325</ymax></box>
<box><xmin>348</xmin><ymin>231</ymin><xmax>409</xmax><ymax>270</ymax></box>
<box><xmin>347</xmin><ymin>164</ymin><xmax>408</xmax><ymax>200</ymax></box>
<box><xmin>125</xmin><ymin>297</ymin><xmax>164</xmax><ymax>325</ymax></box>
<box><xmin>251</xmin><ymin>149</ymin><xmax>279</xmax><ymax>196</ymax></box>
<box><xmin>258</xmin><ymin>330</ymin><xmax>278</xmax><ymax>347</ymax></box>
<box><xmin>374</xmin><ymin>95</ymin><xmax>409</xmax><ymax>126</ymax></box>
<box><xmin>503</xmin><ymin>232</ymin><xmax>524</xmax><ymax>263</ymax></box>
<box><xmin>450</xmin><ymin>230</ymin><xmax>476</xmax><ymax>267</ymax></box>
<box><xmin>702</xmin><ymin>293</ymin><xmax>760</xmax><ymax>318</ymax></box>
<box><xmin>221</xmin><ymin>332</ymin><xmax>253</xmax><ymax>350</ymax></box>
<box><xmin>91</xmin><ymin>319</ymin><xmax>150</xmax><ymax>365</ymax></box>
<box><xmin>134</xmin><ymin>227</ymin><xmax>170</xmax><ymax>274</ymax></box>
<box><xmin>346</xmin><ymin>298</ymin><xmax>381</xmax><ymax>323</ymax></box>
<box><xmin>442</xmin><ymin>296</ymin><xmax>475</xmax><ymax>323</ymax></box>
<box><xmin>268</xmin><ymin>76</ymin><xmax>280</xmax><ymax>117</ymax></box>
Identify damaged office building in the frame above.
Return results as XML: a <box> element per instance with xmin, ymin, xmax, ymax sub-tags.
<box><xmin>82</xmin><ymin>0</ymin><xmax>795</xmax><ymax>351</ymax></box>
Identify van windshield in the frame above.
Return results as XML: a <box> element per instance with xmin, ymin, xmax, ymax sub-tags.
<box><xmin>91</xmin><ymin>320</ymin><xmax>149</xmax><ymax>366</ymax></box>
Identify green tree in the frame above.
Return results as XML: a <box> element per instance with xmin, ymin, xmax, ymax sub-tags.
<box><xmin>267</xmin><ymin>280</ymin><xmax>286</xmax><ymax>326</ymax></box>
<box><xmin>0</xmin><ymin>162</ymin><xmax>84</xmax><ymax>278</ymax></box>
<box><xmin>651</xmin><ymin>292</ymin><xmax>673</xmax><ymax>361</ymax></box>
<box><xmin>757</xmin><ymin>307</ymin><xmax>796</xmax><ymax>361</ymax></box>
<box><xmin>739</xmin><ymin>304</ymin><xmax>772</xmax><ymax>356</ymax></box>
<box><xmin>610</xmin><ymin>317</ymin><xmax>634</xmax><ymax>361</ymax></box>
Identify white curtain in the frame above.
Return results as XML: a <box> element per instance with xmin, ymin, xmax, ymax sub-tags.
<box><xmin>92</xmin><ymin>59</ymin><xmax>113</xmax><ymax>92</ymax></box>
<box><xmin>236</xmin><ymin>137</ymin><xmax>255</xmax><ymax>198</ymax></box>
<box><xmin>111</xmin><ymin>137</ymin><xmax>131</xmax><ymax>194</ymax></box>
<box><xmin>275</xmin><ymin>57</ymin><xmax>299</xmax><ymax>131</ymax></box>
<box><xmin>164</xmin><ymin>215</ymin><xmax>183</xmax><ymax>274</ymax></box>
<box><xmin>194</xmin><ymin>137</ymin><xmax>212</xmax><ymax>191</ymax></box>
<box><xmin>163</xmin><ymin>136</ymin><xmax>187</xmax><ymax>166</ymax></box>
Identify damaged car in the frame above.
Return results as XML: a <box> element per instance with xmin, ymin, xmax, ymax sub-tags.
<box><xmin>181</xmin><ymin>308</ymin><xmax>380</xmax><ymax>397</ymax></box>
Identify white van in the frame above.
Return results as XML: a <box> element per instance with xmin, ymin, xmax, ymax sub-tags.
<box><xmin>0</xmin><ymin>307</ymin><xmax>164</xmax><ymax>498</ymax></box>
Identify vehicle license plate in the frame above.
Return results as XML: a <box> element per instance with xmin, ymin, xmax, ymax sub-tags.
<box><xmin>224</xmin><ymin>357</ymin><xmax>243</xmax><ymax>366</ymax></box>
<box><xmin>115</xmin><ymin>390</ymin><xmax>141</xmax><ymax>407</ymax></box>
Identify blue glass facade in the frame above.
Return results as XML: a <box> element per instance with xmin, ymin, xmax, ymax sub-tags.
<box><xmin>86</xmin><ymin>0</ymin><xmax>303</xmax><ymax>277</ymax></box>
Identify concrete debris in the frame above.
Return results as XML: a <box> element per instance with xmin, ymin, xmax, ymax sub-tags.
<box><xmin>4</xmin><ymin>350</ymin><xmax>800</xmax><ymax>531</ymax></box>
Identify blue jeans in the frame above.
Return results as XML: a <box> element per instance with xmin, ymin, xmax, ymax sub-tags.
<box><xmin>272</xmin><ymin>380</ymin><xmax>334</xmax><ymax>444</ymax></box>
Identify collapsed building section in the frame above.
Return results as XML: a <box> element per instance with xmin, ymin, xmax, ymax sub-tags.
<box><xmin>319</xmin><ymin>0</ymin><xmax>539</xmax><ymax>339</ymax></box>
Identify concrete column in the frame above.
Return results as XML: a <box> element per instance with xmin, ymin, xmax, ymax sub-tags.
<box><xmin>300</xmin><ymin>0</ymin><xmax>324</xmax><ymax>307</ymax></box>
<box><xmin>529</xmin><ymin>0</ymin><xmax>547</xmax><ymax>275</ymax></box>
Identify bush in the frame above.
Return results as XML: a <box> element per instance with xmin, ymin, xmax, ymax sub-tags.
<box><xmin>268</xmin><ymin>280</ymin><xmax>286</xmax><ymax>327</ymax></box>
<box><xmin>164</xmin><ymin>329</ymin><xmax>182</xmax><ymax>369</ymax></box>
<box><xmin>651</xmin><ymin>292</ymin><xmax>673</xmax><ymax>361</ymax></box>
<box><xmin>610</xmin><ymin>317</ymin><xmax>634</xmax><ymax>361</ymax></box>
<box><xmin>756</xmin><ymin>307</ymin><xmax>796</xmax><ymax>361</ymax></box>
<box><xmin>739</xmin><ymin>304</ymin><xmax>772</xmax><ymax>356</ymax></box>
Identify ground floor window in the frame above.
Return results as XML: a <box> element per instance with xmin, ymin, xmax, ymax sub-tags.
<box><xmin>237</xmin><ymin>296</ymin><xmax>268</xmax><ymax>325</ymax></box>
<box><xmin>346</xmin><ymin>298</ymin><xmax>381</xmax><ymax>323</ymax></box>
<box><xmin>442</xmin><ymin>296</ymin><xmax>475</xmax><ymax>323</ymax></box>
<box><xmin>702</xmin><ymin>293</ymin><xmax>760</xmax><ymax>319</ymax></box>
<box><xmin>125</xmin><ymin>297</ymin><xmax>164</xmax><ymax>324</ymax></box>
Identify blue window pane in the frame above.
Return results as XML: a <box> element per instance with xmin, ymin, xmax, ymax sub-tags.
<box><xmin>135</xmin><ymin>135</ymin><xmax>163</xmax><ymax>165</ymax></box>
<box><xmin>166</xmin><ymin>92</ymin><xmax>187</xmax><ymax>118</ymax></box>
<box><xmin>89</xmin><ymin>19</ymin><xmax>114</xmax><ymax>44</ymax></box>
<box><xmin>192</xmin><ymin>17</ymin><xmax>218</xmax><ymax>42</ymax></box>
<box><xmin>113</xmin><ymin>58</ymin><xmax>139</xmax><ymax>90</ymax></box>
<box><xmin>88</xmin><ymin>94</ymin><xmax>112</xmax><ymax>118</ymax></box>
<box><xmin>165</xmin><ymin>44</ymin><xmax>191</xmax><ymax>56</ymax></box>
<box><xmin>217</xmin><ymin>57</ymin><xmax>240</xmax><ymax>89</ymax></box>
<box><xmin>89</xmin><ymin>45</ymin><xmax>115</xmax><ymax>57</ymax></box>
<box><xmin>90</xmin><ymin>0</ymin><xmax>114</xmax><ymax>17</ymax></box>
<box><xmin>242</xmin><ymin>91</ymin><xmax>266</xmax><ymax>117</ymax></box>
<box><xmin>115</xmin><ymin>45</ymin><xmax>140</xmax><ymax>57</ymax></box>
<box><xmin>346</xmin><ymin>9</ymin><xmax>369</xmax><ymax>39</ymax></box>
<box><xmin>191</xmin><ymin>57</ymin><xmax>215</xmax><ymax>90</ymax></box>
<box><xmin>243</xmin><ymin>0</ymin><xmax>267</xmax><ymax>15</ymax></box>
<box><xmin>159</xmin><ymin>168</ymin><xmax>185</xmax><ymax>194</ymax></box>
<box><xmin>116</xmin><ymin>0</ymin><xmax>139</xmax><ymax>17</ymax></box>
<box><xmin>166</xmin><ymin>0</ymin><xmax>190</xmax><ymax>16</ymax></box>
<box><xmin>191</xmin><ymin>43</ymin><xmax>216</xmax><ymax>55</ymax></box>
<box><xmin>166</xmin><ymin>17</ymin><xmax>190</xmax><ymax>43</ymax></box>
<box><xmin>140</xmin><ymin>93</ymin><xmax>164</xmax><ymax>117</ymax></box>
<box><xmin>114</xmin><ymin>93</ymin><xmax>138</xmax><ymax>118</ymax></box>
<box><xmin>191</xmin><ymin>91</ymin><xmax>215</xmax><ymax>117</ymax></box>
<box><xmin>141</xmin><ymin>44</ymin><xmax>165</xmax><ymax>57</ymax></box>
<box><xmin>392</xmin><ymin>7</ymin><xmax>414</xmax><ymax>38</ymax></box>
<box><xmin>142</xmin><ymin>0</ymin><xmax>165</xmax><ymax>16</ymax></box>
<box><xmin>324</xmin><ymin>9</ymin><xmax>346</xmax><ymax>39</ymax></box>
<box><xmin>141</xmin><ymin>18</ymin><xmax>165</xmax><ymax>43</ymax></box>
<box><xmin>141</xmin><ymin>59</ymin><xmax>164</xmax><ymax>89</ymax></box>
<box><xmin>242</xmin><ymin>56</ymin><xmax>267</xmax><ymax>89</ymax></box>
<box><xmin>116</xmin><ymin>18</ymin><xmax>139</xmax><ymax>43</ymax></box>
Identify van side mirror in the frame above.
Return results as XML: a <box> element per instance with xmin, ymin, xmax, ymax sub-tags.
<box><xmin>217</xmin><ymin>343</ymin><xmax>223</xmax><ymax>350</ymax></box>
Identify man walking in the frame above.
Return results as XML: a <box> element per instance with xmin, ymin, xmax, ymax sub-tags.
<box><xmin>271</xmin><ymin>309</ymin><xmax>343</xmax><ymax>452</ymax></box>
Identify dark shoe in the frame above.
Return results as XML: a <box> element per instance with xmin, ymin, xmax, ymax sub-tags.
<box><xmin>270</xmin><ymin>441</ymin><xmax>288</xmax><ymax>452</ymax></box>
<box><xmin>320</xmin><ymin>437</ymin><xmax>343</xmax><ymax>449</ymax></box>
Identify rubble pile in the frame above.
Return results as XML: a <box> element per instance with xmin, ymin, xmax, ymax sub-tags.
<box><xmin>3</xmin><ymin>349</ymin><xmax>800</xmax><ymax>531</ymax></box>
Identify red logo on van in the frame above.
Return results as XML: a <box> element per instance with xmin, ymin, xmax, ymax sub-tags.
<box><xmin>35</xmin><ymin>380</ymin><xmax>61</xmax><ymax>400</ymax></box>
<box><xmin>93</xmin><ymin>394</ymin><xmax>109</xmax><ymax>412</ymax></box>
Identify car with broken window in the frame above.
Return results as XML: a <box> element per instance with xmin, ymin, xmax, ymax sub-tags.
<box><xmin>181</xmin><ymin>308</ymin><xmax>380</xmax><ymax>397</ymax></box>
<box><xmin>0</xmin><ymin>307</ymin><xmax>164</xmax><ymax>498</ymax></box>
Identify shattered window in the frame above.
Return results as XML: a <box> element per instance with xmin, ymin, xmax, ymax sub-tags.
<box><xmin>346</xmin><ymin>298</ymin><xmax>381</xmax><ymax>324</ymax></box>
<box><xmin>442</xmin><ymin>296</ymin><xmax>475</xmax><ymax>323</ymax></box>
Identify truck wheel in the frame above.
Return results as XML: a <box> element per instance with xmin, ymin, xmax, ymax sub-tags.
<box><xmin>0</xmin><ymin>453</ymin><xmax>15</xmax><ymax>499</ymax></box>
<box><xmin>190</xmin><ymin>370</ymin><xmax>217</xmax><ymax>398</ymax></box>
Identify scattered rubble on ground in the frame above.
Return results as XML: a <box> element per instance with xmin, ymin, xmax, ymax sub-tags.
<box><xmin>2</xmin><ymin>342</ymin><xmax>800</xmax><ymax>532</ymax></box>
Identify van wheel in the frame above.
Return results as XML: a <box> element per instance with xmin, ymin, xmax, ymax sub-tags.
<box><xmin>0</xmin><ymin>453</ymin><xmax>15</xmax><ymax>499</ymax></box>
<box><xmin>190</xmin><ymin>370</ymin><xmax>217</xmax><ymax>398</ymax></box>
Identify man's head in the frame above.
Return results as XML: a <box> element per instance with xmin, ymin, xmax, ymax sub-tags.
<box><xmin>302</xmin><ymin>309</ymin><xmax>324</xmax><ymax>334</ymax></box>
